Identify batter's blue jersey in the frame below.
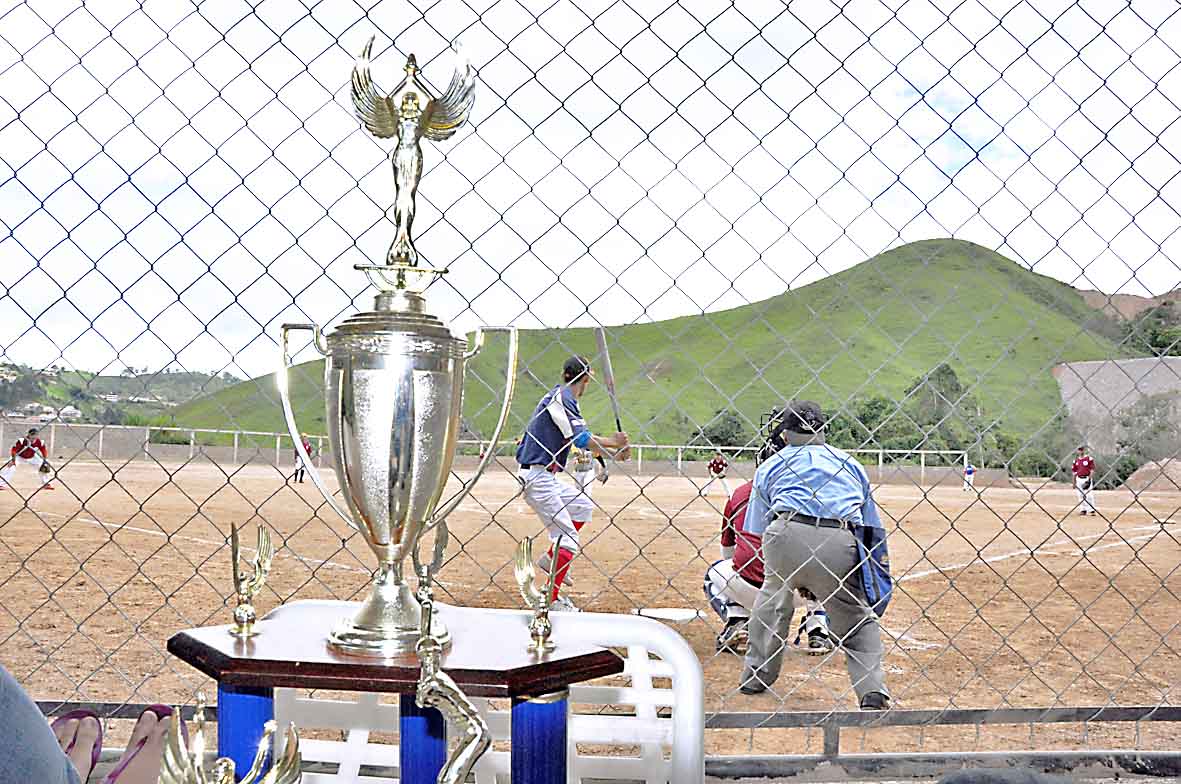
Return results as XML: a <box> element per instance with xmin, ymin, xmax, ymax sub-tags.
<box><xmin>515</xmin><ymin>385</ymin><xmax>592</xmax><ymax>469</ymax></box>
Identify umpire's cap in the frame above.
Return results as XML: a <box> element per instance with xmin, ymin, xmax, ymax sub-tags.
<box><xmin>757</xmin><ymin>400</ymin><xmax>826</xmax><ymax>464</ymax></box>
<box><xmin>563</xmin><ymin>355</ymin><xmax>592</xmax><ymax>383</ymax></box>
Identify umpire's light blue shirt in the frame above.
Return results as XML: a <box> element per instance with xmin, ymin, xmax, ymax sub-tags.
<box><xmin>744</xmin><ymin>443</ymin><xmax>883</xmax><ymax>535</ymax></box>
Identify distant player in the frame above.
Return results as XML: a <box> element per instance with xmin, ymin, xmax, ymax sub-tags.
<box><xmin>703</xmin><ymin>477</ymin><xmax>833</xmax><ymax>655</ymax></box>
<box><xmin>516</xmin><ymin>355</ymin><xmax>630</xmax><ymax>612</ymax></box>
<box><xmin>962</xmin><ymin>462</ymin><xmax>976</xmax><ymax>492</ymax></box>
<box><xmin>292</xmin><ymin>433</ymin><xmax>314</xmax><ymax>484</ymax></box>
<box><xmin>1</xmin><ymin>428</ymin><xmax>54</xmax><ymax>491</ymax></box>
<box><xmin>706</xmin><ymin>451</ymin><xmax>730</xmax><ymax>495</ymax></box>
<box><xmin>1072</xmin><ymin>445</ymin><xmax>1097</xmax><ymax>515</ymax></box>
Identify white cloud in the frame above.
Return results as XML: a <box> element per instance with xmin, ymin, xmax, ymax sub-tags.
<box><xmin>1</xmin><ymin>0</ymin><xmax>1179</xmax><ymax>377</ymax></box>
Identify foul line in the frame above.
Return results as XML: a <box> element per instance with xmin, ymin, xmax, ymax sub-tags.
<box><xmin>900</xmin><ymin>523</ymin><xmax>1169</xmax><ymax>583</ymax></box>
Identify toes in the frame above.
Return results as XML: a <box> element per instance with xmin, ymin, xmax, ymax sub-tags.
<box><xmin>127</xmin><ymin>709</ymin><xmax>160</xmax><ymax>749</ymax></box>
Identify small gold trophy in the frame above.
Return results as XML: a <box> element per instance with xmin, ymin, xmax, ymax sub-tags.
<box><xmin>513</xmin><ymin>536</ymin><xmax>560</xmax><ymax>655</ymax></box>
<box><xmin>158</xmin><ymin>693</ymin><xmax>302</xmax><ymax>784</ymax></box>
<box><xmin>229</xmin><ymin>523</ymin><xmax>273</xmax><ymax>638</ymax></box>
<box><xmin>414</xmin><ymin>564</ymin><xmax>491</xmax><ymax>784</ymax></box>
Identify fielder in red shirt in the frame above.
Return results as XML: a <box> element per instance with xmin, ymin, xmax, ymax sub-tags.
<box><xmin>1071</xmin><ymin>445</ymin><xmax>1097</xmax><ymax>515</ymax></box>
<box><xmin>704</xmin><ymin>479</ymin><xmax>832</xmax><ymax>654</ymax></box>
<box><xmin>1</xmin><ymin>428</ymin><xmax>54</xmax><ymax>491</ymax></box>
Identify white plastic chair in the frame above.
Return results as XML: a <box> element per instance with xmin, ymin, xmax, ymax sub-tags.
<box><xmin>273</xmin><ymin>607</ymin><xmax>705</xmax><ymax>783</ymax></box>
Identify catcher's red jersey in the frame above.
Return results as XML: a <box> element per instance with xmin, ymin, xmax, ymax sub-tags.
<box><xmin>11</xmin><ymin>438</ymin><xmax>46</xmax><ymax>460</ymax></box>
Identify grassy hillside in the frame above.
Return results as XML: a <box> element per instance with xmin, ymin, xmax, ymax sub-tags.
<box><xmin>170</xmin><ymin>239</ymin><xmax>1133</xmax><ymax>445</ymax></box>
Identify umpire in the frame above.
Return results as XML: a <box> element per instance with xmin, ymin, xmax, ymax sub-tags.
<box><xmin>739</xmin><ymin>400</ymin><xmax>892</xmax><ymax>711</ymax></box>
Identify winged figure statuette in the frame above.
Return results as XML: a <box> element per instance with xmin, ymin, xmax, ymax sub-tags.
<box><xmin>351</xmin><ymin>36</ymin><xmax>476</xmax><ymax>280</ymax></box>
<box><xmin>158</xmin><ymin>694</ymin><xmax>302</xmax><ymax>784</ymax></box>
<box><xmin>229</xmin><ymin>522</ymin><xmax>273</xmax><ymax>638</ymax></box>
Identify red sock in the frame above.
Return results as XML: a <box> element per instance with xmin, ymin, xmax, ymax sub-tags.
<box><xmin>551</xmin><ymin>547</ymin><xmax>575</xmax><ymax>602</ymax></box>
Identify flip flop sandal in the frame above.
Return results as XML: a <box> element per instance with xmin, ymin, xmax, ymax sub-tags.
<box><xmin>103</xmin><ymin>706</ymin><xmax>185</xmax><ymax>784</ymax></box>
<box><xmin>126</xmin><ymin>704</ymin><xmax>172</xmax><ymax>749</ymax></box>
<box><xmin>50</xmin><ymin>708</ymin><xmax>103</xmax><ymax>781</ymax></box>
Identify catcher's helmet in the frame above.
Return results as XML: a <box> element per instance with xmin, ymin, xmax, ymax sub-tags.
<box><xmin>756</xmin><ymin>400</ymin><xmax>827</xmax><ymax>465</ymax></box>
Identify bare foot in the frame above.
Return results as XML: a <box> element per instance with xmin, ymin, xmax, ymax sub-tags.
<box><xmin>105</xmin><ymin>715</ymin><xmax>168</xmax><ymax>784</ymax></box>
<box><xmin>54</xmin><ymin>716</ymin><xmax>101</xmax><ymax>781</ymax></box>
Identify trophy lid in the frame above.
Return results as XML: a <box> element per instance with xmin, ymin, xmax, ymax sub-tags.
<box><xmin>329</xmin><ymin>289</ymin><xmax>462</xmax><ymax>345</ymax></box>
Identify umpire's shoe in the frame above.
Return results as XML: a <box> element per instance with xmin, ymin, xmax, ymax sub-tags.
<box><xmin>859</xmin><ymin>691</ymin><xmax>891</xmax><ymax>710</ymax></box>
<box><xmin>716</xmin><ymin>618</ymin><xmax>749</xmax><ymax>654</ymax></box>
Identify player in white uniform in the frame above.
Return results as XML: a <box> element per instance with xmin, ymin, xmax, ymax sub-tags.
<box><xmin>1</xmin><ymin>428</ymin><xmax>55</xmax><ymax>491</ymax></box>
<box><xmin>536</xmin><ymin>446</ymin><xmax>607</xmax><ymax>587</ymax></box>
<box><xmin>516</xmin><ymin>356</ymin><xmax>629</xmax><ymax>611</ymax></box>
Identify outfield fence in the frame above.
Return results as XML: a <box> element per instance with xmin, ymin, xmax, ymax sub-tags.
<box><xmin>2</xmin><ymin>0</ymin><xmax>1181</xmax><ymax>776</ymax></box>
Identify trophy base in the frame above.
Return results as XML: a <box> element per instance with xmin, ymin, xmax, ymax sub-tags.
<box><xmin>327</xmin><ymin>564</ymin><xmax>451</xmax><ymax>658</ymax></box>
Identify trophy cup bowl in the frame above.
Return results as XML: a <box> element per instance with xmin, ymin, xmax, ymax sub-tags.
<box><xmin>279</xmin><ymin>288</ymin><xmax>518</xmax><ymax>657</ymax></box>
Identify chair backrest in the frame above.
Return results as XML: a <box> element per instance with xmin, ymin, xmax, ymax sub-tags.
<box><xmin>273</xmin><ymin>608</ymin><xmax>705</xmax><ymax>783</ymax></box>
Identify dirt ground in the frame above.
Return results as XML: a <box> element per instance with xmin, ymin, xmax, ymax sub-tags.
<box><xmin>1</xmin><ymin>458</ymin><xmax>1178</xmax><ymax>756</ymax></box>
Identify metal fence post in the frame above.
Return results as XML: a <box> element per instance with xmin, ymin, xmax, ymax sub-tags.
<box><xmin>97</xmin><ymin>427</ymin><xmax>103</xmax><ymax>460</ymax></box>
<box><xmin>921</xmin><ymin>451</ymin><xmax>926</xmax><ymax>487</ymax></box>
<box><xmin>275</xmin><ymin>435</ymin><xmax>281</xmax><ymax>467</ymax></box>
<box><xmin>189</xmin><ymin>431</ymin><xmax>195</xmax><ymax>460</ymax></box>
<box><xmin>233</xmin><ymin>432</ymin><xmax>239</xmax><ymax>465</ymax></box>
<box><xmin>637</xmin><ymin>445</ymin><xmax>643</xmax><ymax>477</ymax></box>
<box><xmin>144</xmin><ymin>427</ymin><xmax>151</xmax><ymax>460</ymax></box>
<box><xmin>48</xmin><ymin>422</ymin><xmax>56</xmax><ymax>457</ymax></box>
<box><xmin>676</xmin><ymin>447</ymin><xmax>682</xmax><ymax>473</ymax></box>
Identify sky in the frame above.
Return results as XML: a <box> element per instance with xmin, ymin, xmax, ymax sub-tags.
<box><xmin>0</xmin><ymin>0</ymin><xmax>1178</xmax><ymax>378</ymax></box>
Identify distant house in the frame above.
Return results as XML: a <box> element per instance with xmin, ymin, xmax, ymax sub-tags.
<box><xmin>60</xmin><ymin>406</ymin><xmax>82</xmax><ymax>420</ymax></box>
<box><xmin>99</xmin><ymin>394</ymin><xmax>119</xmax><ymax>403</ymax></box>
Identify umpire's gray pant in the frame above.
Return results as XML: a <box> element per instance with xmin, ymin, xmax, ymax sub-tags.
<box><xmin>741</xmin><ymin>518</ymin><xmax>888</xmax><ymax>700</ymax></box>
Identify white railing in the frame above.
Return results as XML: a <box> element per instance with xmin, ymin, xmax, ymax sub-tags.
<box><xmin>1</xmin><ymin>418</ymin><xmax>967</xmax><ymax>478</ymax></box>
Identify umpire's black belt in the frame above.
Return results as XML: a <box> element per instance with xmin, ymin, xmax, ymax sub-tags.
<box><xmin>775</xmin><ymin>510</ymin><xmax>852</xmax><ymax>530</ymax></box>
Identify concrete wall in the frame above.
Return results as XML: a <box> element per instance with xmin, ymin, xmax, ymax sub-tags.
<box><xmin>1053</xmin><ymin>357</ymin><xmax>1181</xmax><ymax>452</ymax></box>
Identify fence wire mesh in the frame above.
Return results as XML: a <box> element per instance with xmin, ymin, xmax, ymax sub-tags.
<box><xmin>1</xmin><ymin>0</ymin><xmax>1180</xmax><ymax>762</ymax></box>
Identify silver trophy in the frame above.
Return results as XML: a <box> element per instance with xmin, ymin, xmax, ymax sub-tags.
<box><xmin>279</xmin><ymin>37</ymin><xmax>518</xmax><ymax>657</ymax></box>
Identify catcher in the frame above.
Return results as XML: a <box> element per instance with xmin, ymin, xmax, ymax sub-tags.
<box><xmin>0</xmin><ymin>428</ymin><xmax>55</xmax><ymax>492</ymax></box>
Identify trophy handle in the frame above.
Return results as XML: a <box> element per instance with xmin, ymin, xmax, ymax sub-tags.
<box><xmin>427</xmin><ymin>326</ymin><xmax>519</xmax><ymax>528</ymax></box>
<box><xmin>278</xmin><ymin>322</ymin><xmax>359</xmax><ymax>531</ymax></box>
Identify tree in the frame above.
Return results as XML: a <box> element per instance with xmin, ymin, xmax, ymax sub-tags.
<box><xmin>689</xmin><ymin>409</ymin><xmax>749</xmax><ymax>449</ymax></box>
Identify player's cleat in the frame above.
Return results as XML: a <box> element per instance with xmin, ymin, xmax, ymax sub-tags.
<box><xmin>43</xmin><ymin>484</ymin><xmax>55</xmax><ymax>490</ymax></box>
<box><xmin>536</xmin><ymin>552</ymin><xmax>573</xmax><ymax>586</ymax></box>
<box><xmin>548</xmin><ymin>596</ymin><xmax>581</xmax><ymax>613</ymax></box>
<box><xmin>739</xmin><ymin>679</ymin><xmax>766</xmax><ymax>695</ymax></box>
<box><xmin>715</xmin><ymin>618</ymin><xmax>749</xmax><ymax>654</ymax></box>
<box><xmin>859</xmin><ymin>691</ymin><xmax>891</xmax><ymax>711</ymax></box>
<box><xmin>807</xmin><ymin>629</ymin><xmax>835</xmax><ymax>654</ymax></box>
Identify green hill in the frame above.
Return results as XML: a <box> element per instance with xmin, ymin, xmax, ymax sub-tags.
<box><xmin>169</xmin><ymin>239</ymin><xmax>1133</xmax><ymax>446</ymax></box>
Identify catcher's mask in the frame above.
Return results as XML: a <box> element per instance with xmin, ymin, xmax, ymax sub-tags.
<box><xmin>756</xmin><ymin>400</ymin><xmax>827</xmax><ymax>465</ymax></box>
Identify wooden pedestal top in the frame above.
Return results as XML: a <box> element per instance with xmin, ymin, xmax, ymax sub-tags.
<box><xmin>167</xmin><ymin>600</ymin><xmax>623</xmax><ymax>698</ymax></box>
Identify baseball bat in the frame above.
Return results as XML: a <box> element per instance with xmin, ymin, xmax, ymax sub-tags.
<box><xmin>594</xmin><ymin>326</ymin><xmax>623</xmax><ymax>432</ymax></box>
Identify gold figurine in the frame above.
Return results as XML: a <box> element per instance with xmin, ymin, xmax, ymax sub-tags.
<box><xmin>351</xmin><ymin>36</ymin><xmax>476</xmax><ymax>289</ymax></box>
<box><xmin>414</xmin><ymin>564</ymin><xmax>491</xmax><ymax>784</ymax></box>
<box><xmin>158</xmin><ymin>693</ymin><xmax>302</xmax><ymax>784</ymax></box>
<box><xmin>230</xmin><ymin>523</ymin><xmax>273</xmax><ymax>638</ymax></box>
<box><xmin>513</xmin><ymin>536</ymin><xmax>559</xmax><ymax>655</ymax></box>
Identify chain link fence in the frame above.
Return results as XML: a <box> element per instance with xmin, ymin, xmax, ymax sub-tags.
<box><xmin>2</xmin><ymin>0</ymin><xmax>1180</xmax><ymax>772</ymax></box>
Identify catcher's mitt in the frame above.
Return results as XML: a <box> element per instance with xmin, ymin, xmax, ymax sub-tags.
<box><xmin>39</xmin><ymin>461</ymin><xmax>51</xmax><ymax>474</ymax></box>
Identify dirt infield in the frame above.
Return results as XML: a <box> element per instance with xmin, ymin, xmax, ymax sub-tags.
<box><xmin>1</xmin><ymin>459</ymin><xmax>1178</xmax><ymax>754</ymax></box>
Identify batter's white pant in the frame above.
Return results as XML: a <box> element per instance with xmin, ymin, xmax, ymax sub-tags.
<box><xmin>0</xmin><ymin>455</ymin><xmax>49</xmax><ymax>487</ymax></box>
<box><xmin>519</xmin><ymin>466</ymin><xmax>594</xmax><ymax>553</ymax></box>
<box><xmin>963</xmin><ymin>474</ymin><xmax>975</xmax><ymax>491</ymax></box>
<box><xmin>705</xmin><ymin>560</ymin><xmax>826</xmax><ymax>628</ymax></box>
<box><xmin>1076</xmin><ymin>476</ymin><xmax>1096</xmax><ymax>513</ymax></box>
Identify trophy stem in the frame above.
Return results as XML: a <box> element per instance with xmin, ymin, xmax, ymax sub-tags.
<box><xmin>328</xmin><ymin>560</ymin><xmax>450</xmax><ymax>657</ymax></box>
